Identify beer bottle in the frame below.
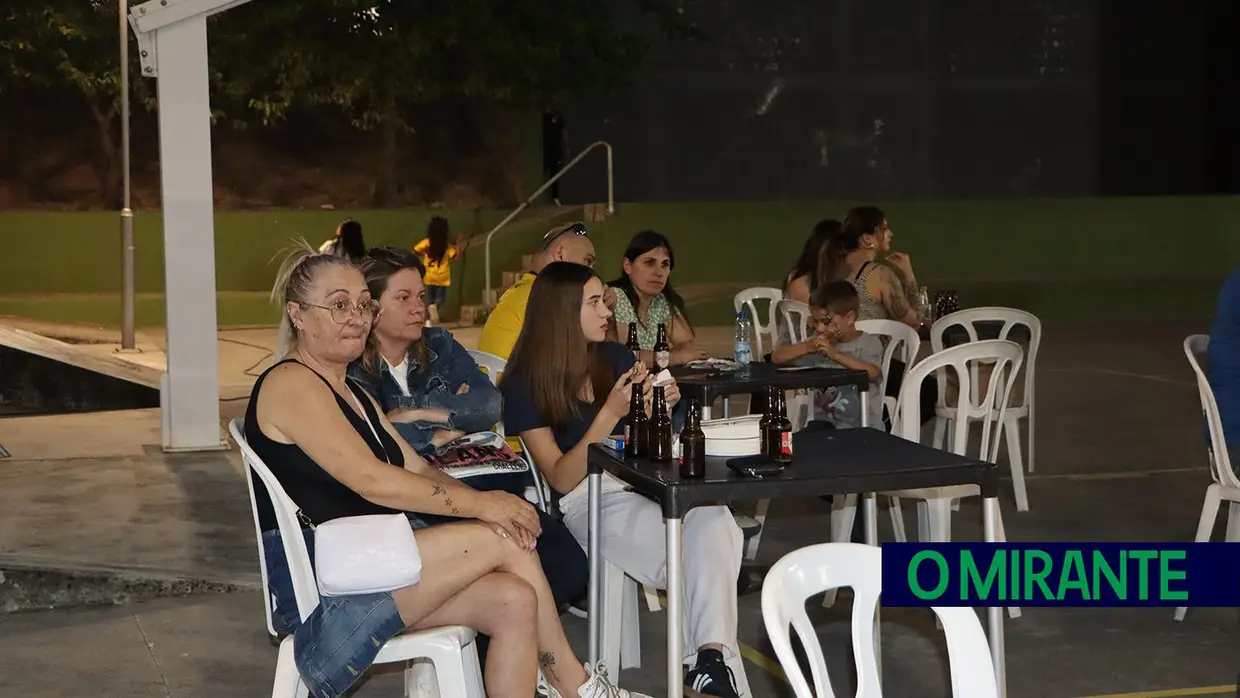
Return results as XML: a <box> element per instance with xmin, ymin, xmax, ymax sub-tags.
<box><xmin>626</xmin><ymin>322</ymin><xmax>641</xmax><ymax>358</ymax></box>
<box><xmin>625</xmin><ymin>382</ymin><xmax>647</xmax><ymax>459</ymax></box>
<box><xmin>679</xmin><ymin>396</ymin><xmax>706</xmax><ymax>478</ymax></box>
<box><xmin>653</xmin><ymin>323</ymin><xmax>671</xmax><ymax>370</ymax></box>
<box><xmin>648</xmin><ymin>386</ymin><xmax>673</xmax><ymax>463</ymax></box>
<box><xmin>764</xmin><ymin>389</ymin><xmax>793</xmax><ymax>464</ymax></box>
<box><xmin>758</xmin><ymin>385</ymin><xmax>775</xmax><ymax>456</ymax></box>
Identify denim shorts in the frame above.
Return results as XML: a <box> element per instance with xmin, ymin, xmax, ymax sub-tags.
<box><xmin>262</xmin><ymin>513</ymin><xmax>430</xmax><ymax>698</ymax></box>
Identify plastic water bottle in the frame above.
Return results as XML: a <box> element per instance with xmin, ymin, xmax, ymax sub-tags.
<box><xmin>733</xmin><ymin>311</ymin><xmax>752</xmax><ymax>367</ymax></box>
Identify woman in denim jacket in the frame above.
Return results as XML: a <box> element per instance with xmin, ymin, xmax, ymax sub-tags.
<box><xmin>345</xmin><ymin>254</ymin><xmax>502</xmax><ymax>456</ymax></box>
<box><xmin>348</xmin><ymin>246</ymin><xmax>589</xmax><ymax>648</ymax></box>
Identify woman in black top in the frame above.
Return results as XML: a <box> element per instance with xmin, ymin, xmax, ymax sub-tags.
<box><xmin>247</xmin><ymin>243</ymin><xmax>648</xmax><ymax>698</ymax></box>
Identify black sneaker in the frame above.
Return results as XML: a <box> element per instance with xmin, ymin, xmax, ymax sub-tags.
<box><xmin>684</xmin><ymin>648</ymin><xmax>740</xmax><ymax>698</ymax></box>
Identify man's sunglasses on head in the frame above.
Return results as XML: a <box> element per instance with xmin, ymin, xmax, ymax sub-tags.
<box><xmin>541</xmin><ymin>223</ymin><xmax>588</xmax><ymax>250</ymax></box>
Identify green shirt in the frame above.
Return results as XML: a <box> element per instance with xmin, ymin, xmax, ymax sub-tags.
<box><xmin>610</xmin><ymin>288</ymin><xmax>675</xmax><ymax>350</ymax></box>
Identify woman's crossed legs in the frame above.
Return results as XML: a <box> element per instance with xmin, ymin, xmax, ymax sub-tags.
<box><xmin>394</xmin><ymin>520</ymin><xmax>616</xmax><ymax>697</ymax></box>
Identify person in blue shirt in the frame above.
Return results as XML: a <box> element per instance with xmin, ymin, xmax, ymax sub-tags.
<box><xmin>347</xmin><ymin>247</ymin><xmax>590</xmax><ymax>679</ymax></box>
<box><xmin>502</xmin><ymin>261</ymin><xmax>750</xmax><ymax>698</ymax></box>
<box><xmin>1208</xmin><ymin>265</ymin><xmax>1240</xmax><ymax>476</ymax></box>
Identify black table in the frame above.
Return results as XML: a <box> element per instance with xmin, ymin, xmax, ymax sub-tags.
<box><xmin>585</xmin><ymin>428</ymin><xmax>1007</xmax><ymax>698</ymax></box>
<box><xmin>671</xmin><ymin>362</ymin><xmax>868</xmax><ymax>420</ymax></box>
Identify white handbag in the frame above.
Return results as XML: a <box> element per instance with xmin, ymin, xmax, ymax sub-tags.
<box><xmin>314</xmin><ymin>513</ymin><xmax>423</xmax><ymax>597</ymax></box>
<box><xmin>312</xmin><ymin>384</ymin><xmax>423</xmax><ymax>597</ymax></box>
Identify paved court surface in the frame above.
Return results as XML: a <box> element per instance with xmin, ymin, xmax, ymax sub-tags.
<box><xmin>1</xmin><ymin>321</ymin><xmax>1237</xmax><ymax>697</ymax></box>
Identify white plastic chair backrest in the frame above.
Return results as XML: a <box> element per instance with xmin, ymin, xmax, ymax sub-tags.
<box><xmin>518</xmin><ymin>435</ymin><xmax>553</xmax><ymax>513</ymax></box>
<box><xmin>900</xmin><ymin>340</ymin><xmax>1023</xmax><ymax>462</ymax></box>
<box><xmin>777</xmin><ymin>299</ymin><xmax>811</xmax><ymax>344</ymax></box>
<box><xmin>734</xmin><ymin>287</ymin><xmax>783</xmax><ymax>355</ymax></box>
<box><xmin>856</xmin><ymin>319</ymin><xmax>922</xmax><ymax>407</ymax></box>
<box><xmin>762</xmin><ymin>543</ymin><xmax>999</xmax><ymax>698</ymax></box>
<box><xmin>929</xmin><ymin>307</ymin><xmax>1041</xmax><ymax>415</ymax></box>
<box><xmin>230</xmin><ymin>419</ymin><xmax>321</xmax><ymax>623</ymax></box>
<box><xmin>1183</xmin><ymin>335</ymin><xmax>1240</xmax><ymax>489</ymax></box>
<box><xmin>238</xmin><ymin>425</ymin><xmax>279</xmax><ymax>639</ymax></box>
<box><xmin>467</xmin><ymin>349</ymin><xmax>507</xmax><ymax>437</ymax></box>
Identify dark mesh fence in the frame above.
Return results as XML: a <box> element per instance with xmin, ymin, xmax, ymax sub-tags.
<box><xmin>560</xmin><ymin>0</ymin><xmax>1103</xmax><ymax>202</ymax></box>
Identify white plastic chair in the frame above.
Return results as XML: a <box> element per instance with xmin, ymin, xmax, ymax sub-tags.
<box><xmin>230</xmin><ymin>420</ymin><xmax>484</xmax><ymax>698</ymax></box>
<box><xmin>735</xmin><ymin>287</ymin><xmax>783</xmax><ymax>357</ymax></box>
<box><xmin>930</xmin><ymin>308</ymin><xmax>1039</xmax><ymax>511</ymax></box>
<box><xmin>518</xmin><ymin>436</ymin><xmax>650</xmax><ymax>669</ymax></box>
<box><xmin>778</xmin><ymin>298</ymin><xmax>811</xmax><ymax>345</ymax></box>
<box><xmin>856</xmin><ymin>319</ymin><xmax>922</xmax><ymax>432</ymax></box>
<box><xmin>764</xmin><ymin>543</ymin><xmax>999</xmax><ymax>698</ymax></box>
<box><xmin>776</xmin><ymin>299</ymin><xmax>814</xmax><ymax>430</ymax></box>
<box><xmin>820</xmin><ymin>341</ymin><xmax>1022</xmax><ymax>615</ymax></box>
<box><xmin>1176</xmin><ymin>335</ymin><xmax>1240</xmax><ymax>621</ymax></box>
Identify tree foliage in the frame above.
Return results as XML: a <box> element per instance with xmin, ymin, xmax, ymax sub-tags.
<box><xmin>2</xmin><ymin>0</ymin><xmax>692</xmax><ymax>203</ymax></box>
<box><xmin>212</xmin><ymin>0</ymin><xmax>691</xmax><ymax>124</ymax></box>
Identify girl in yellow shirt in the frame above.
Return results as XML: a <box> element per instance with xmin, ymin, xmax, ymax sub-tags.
<box><xmin>413</xmin><ymin>215</ymin><xmax>463</xmax><ymax>324</ymax></box>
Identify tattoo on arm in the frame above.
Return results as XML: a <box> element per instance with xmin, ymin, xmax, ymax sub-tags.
<box><xmin>431</xmin><ymin>482</ymin><xmax>459</xmax><ymax>515</ymax></box>
<box><xmin>887</xmin><ymin>286</ymin><xmax>912</xmax><ymax>320</ymax></box>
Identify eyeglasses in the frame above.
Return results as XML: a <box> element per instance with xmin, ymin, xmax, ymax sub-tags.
<box><xmin>541</xmin><ymin>222</ymin><xmax>588</xmax><ymax>250</ymax></box>
<box><xmin>302</xmin><ymin>299</ymin><xmax>379</xmax><ymax>324</ymax></box>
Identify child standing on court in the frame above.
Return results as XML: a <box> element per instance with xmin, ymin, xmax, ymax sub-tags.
<box><xmin>413</xmin><ymin>216</ymin><xmax>463</xmax><ymax>325</ymax></box>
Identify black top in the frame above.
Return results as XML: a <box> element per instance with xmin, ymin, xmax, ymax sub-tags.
<box><xmin>501</xmin><ymin>341</ymin><xmax>636</xmax><ymax>511</ymax></box>
<box><xmin>670</xmin><ymin>362</ymin><xmax>868</xmax><ymax>406</ymax></box>
<box><xmin>587</xmin><ymin>427</ymin><xmax>998</xmax><ymax>518</ymax></box>
<box><xmin>246</xmin><ymin>359</ymin><xmax>406</xmax><ymax>532</ymax></box>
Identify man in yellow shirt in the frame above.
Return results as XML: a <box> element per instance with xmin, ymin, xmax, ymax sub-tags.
<box><xmin>478</xmin><ymin>221</ymin><xmax>606</xmax><ymax>360</ymax></box>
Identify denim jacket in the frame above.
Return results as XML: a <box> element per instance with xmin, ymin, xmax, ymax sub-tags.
<box><xmin>347</xmin><ymin>328</ymin><xmax>502</xmax><ymax>454</ymax></box>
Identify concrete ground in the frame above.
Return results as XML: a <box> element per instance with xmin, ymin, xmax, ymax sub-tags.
<box><xmin>0</xmin><ymin>321</ymin><xmax>1237</xmax><ymax>697</ymax></box>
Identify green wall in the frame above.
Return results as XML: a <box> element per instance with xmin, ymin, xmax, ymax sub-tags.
<box><xmin>1</xmin><ymin>196</ymin><xmax>1236</xmax><ymax>327</ymax></box>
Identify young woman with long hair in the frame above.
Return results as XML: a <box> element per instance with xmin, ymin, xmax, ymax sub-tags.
<box><xmin>502</xmin><ymin>262</ymin><xmax>750</xmax><ymax>698</ymax></box>
<box><xmin>606</xmin><ymin>230</ymin><xmax>708</xmax><ymax>367</ymax></box>
<box><xmin>783</xmin><ymin>218</ymin><xmax>841</xmax><ymax>304</ymax></box>
<box><xmin>821</xmin><ymin>205</ymin><xmax>937</xmax><ymax>427</ymax></box>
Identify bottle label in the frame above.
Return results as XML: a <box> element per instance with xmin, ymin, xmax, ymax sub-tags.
<box><xmin>734</xmin><ymin>340</ymin><xmax>751</xmax><ymax>365</ymax></box>
<box><xmin>780</xmin><ymin>431</ymin><xmax>793</xmax><ymax>457</ymax></box>
<box><xmin>655</xmin><ymin>350</ymin><xmax>670</xmax><ymax>369</ymax></box>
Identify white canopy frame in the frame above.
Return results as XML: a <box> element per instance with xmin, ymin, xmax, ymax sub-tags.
<box><xmin>130</xmin><ymin>0</ymin><xmax>255</xmax><ymax>450</ymax></box>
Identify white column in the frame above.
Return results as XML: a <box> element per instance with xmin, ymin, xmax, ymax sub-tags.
<box><xmin>154</xmin><ymin>16</ymin><xmax>223</xmax><ymax>451</ymax></box>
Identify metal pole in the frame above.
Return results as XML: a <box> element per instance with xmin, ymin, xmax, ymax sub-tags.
<box><xmin>120</xmin><ymin>0</ymin><xmax>136</xmax><ymax>350</ymax></box>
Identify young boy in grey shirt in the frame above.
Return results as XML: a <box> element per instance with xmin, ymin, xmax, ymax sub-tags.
<box><xmin>770</xmin><ymin>280</ymin><xmax>884</xmax><ymax>429</ymax></box>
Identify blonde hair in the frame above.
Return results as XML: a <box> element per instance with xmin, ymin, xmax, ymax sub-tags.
<box><xmin>269</xmin><ymin>238</ymin><xmax>357</xmax><ymax>361</ymax></box>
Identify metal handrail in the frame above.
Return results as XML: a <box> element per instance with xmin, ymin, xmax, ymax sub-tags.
<box><xmin>483</xmin><ymin>141</ymin><xmax>614</xmax><ymax>304</ymax></box>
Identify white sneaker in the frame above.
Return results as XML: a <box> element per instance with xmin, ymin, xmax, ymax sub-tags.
<box><xmin>540</xmin><ymin>663</ymin><xmax>651</xmax><ymax>698</ymax></box>
<box><xmin>576</xmin><ymin>663</ymin><xmax>652</xmax><ymax>698</ymax></box>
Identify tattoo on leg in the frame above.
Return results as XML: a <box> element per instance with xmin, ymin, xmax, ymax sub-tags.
<box><xmin>539</xmin><ymin>651</ymin><xmax>559</xmax><ymax>680</ymax></box>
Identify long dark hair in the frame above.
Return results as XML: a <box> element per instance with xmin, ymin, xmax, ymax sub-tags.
<box><xmin>785</xmin><ymin>219</ymin><xmax>840</xmax><ymax>293</ymax></box>
<box><xmin>820</xmin><ymin>206</ymin><xmax>886</xmax><ymax>283</ymax></box>
<box><xmin>359</xmin><ymin>246</ymin><xmax>428</xmax><ymax>375</ymax></box>
<box><xmin>425</xmin><ymin>216</ymin><xmax>449</xmax><ymax>265</ymax></box>
<box><xmin>507</xmin><ymin>262</ymin><xmax>616</xmax><ymax>430</ymax></box>
<box><xmin>606</xmin><ymin>230</ymin><xmax>690</xmax><ymax>327</ymax></box>
<box><xmin>337</xmin><ymin>219</ymin><xmax>366</xmax><ymax>262</ymax></box>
